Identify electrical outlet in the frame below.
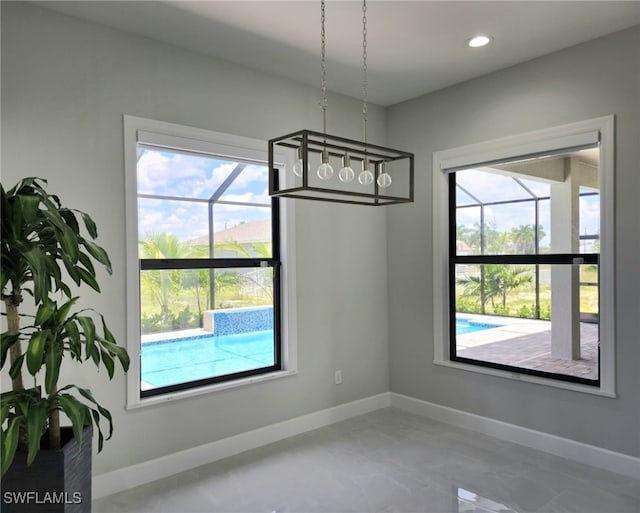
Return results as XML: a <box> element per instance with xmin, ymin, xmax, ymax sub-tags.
<box><xmin>334</xmin><ymin>370</ymin><xmax>342</xmax><ymax>385</ymax></box>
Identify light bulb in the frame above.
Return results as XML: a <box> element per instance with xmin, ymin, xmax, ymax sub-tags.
<box><xmin>358</xmin><ymin>157</ymin><xmax>374</xmax><ymax>185</ymax></box>
<box><xmin>376</xmin><ymin>161</ymin><xmax>392</xmax><ymax>188</ymax></box>
<box><xmin>317</xmin><ymin>149</ymin><xmax>334</xmax><ymax>180</ymax></box>
<box><xmin>292</xmin><ymin>159</ymin><xmax>306</xmax><ymax>177</ymax></box>
<box><xmin>292</xmin><ymin>147</ymin><xmax>307</xmax><ymax>177</ymax></box>
<box><xmin>317</xmin><ymin>162</ymin><xmax>334</xmax><ymax>180</ymax></box>
<box><xmin>338</xmin><ymin>153</ymin><xmax>355</xmax><ymax>182</ymax></box>
<box><xmin>377</xmin><ymin>173</ymin><xmax>392</xmax><ymax>188</ymax></box>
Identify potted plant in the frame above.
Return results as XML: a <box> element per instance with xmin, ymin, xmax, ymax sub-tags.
<box><xmin>1</xmin><ymin>177</ymin><xmax>129</xmax><ymax>512</ymax></box>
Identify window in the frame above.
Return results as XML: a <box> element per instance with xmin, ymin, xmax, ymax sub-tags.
<box><xmin>124</xmin><ymin>117</ymin><xmax>296</xmax><ymax>406</ymax></box>
<box><xmin>433</xmin><ymin>116</ymin><xmax>615</xmax><ymax>396</ymax></box>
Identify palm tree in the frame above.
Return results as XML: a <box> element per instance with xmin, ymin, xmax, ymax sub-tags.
<box><xmin>484</xmin><ymin>222</ymin><xmax>512</xmax><ymax>254</ymax></box>
<box><xmin>180</xmin><ymin>243</ymin><xmax>211</xmax><ymax>319</ymax></box>
<box><xmin>213</xmin><ymin>240</ymin><xmax>273</xmax><ymax>300</ymax></box>
<box><xmin>493</xmin><ymin>265</ymin><xmax>533</xmax><ymax>308</ymax></box>
<box><xmin>213</xmin><ymin>270</ymin><xmax>244</xmax><ymax>293</ymax></box>
<box><xmin>458</xmin><ymin>264</ymin><xmax>533</xmax><ymax>312</ymax></box>
<box><xmin>510</xmin><ymin>224</ymin><xmax>546</xmax><ymax>254</ymax></box>
<box><xmin>457</xmin><ymin>267</ymin><xmax>500</xmax><ymax>311</ymax></box>
<box><xmin>139</xmin><ymin>232</ymin><xmax>191</xmax><ymax>324</ymax></box>
<box><xmin>464</xmin><ymin>223</ymin><xmax>482</xmax><ymax>253</ymax></box>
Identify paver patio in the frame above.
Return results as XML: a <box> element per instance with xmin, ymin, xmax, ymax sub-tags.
<box><xmin>456</xmin><ymin>315</ymin><xmax>598</xmax><ymax>380</ymax></box>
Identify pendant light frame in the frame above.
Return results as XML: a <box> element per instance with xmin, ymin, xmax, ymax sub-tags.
<box><xmin>269</xmin><ymin>129</ymin><xmax>414</xmax><ymax>206</ymax></box>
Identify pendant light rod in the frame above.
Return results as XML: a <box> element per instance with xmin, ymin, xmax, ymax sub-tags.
<box><xmin>362</xmin><ymin>0</ymin><xmax>368</xmax><ymax>145</ymax></box>
<box><xmin>320</xmin><ymin>0</ymin><xmax>328</xmax><ymax>136</ymax></box>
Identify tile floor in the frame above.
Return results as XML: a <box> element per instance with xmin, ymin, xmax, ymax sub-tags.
<box><xmin>93</xmin><ymin>409</ymin><xmax>639</xmax><ymax>513</ymax></box>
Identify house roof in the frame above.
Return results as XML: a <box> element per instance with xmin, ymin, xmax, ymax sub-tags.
<box><xmin>191</xmin><ymin>219</ymin><xmax>271</xmax><ymax>246</ymax></box>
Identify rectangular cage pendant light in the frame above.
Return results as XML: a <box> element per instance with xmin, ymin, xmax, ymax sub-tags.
<box><xmin>267</xmin><ymin>0</ymin><xmax>414</xmax><ymax>207</ymax></box>
<box><xmin>268</xmin><ymin>130</ymin><xmax>414</xmax><ymax>206</ymax></box>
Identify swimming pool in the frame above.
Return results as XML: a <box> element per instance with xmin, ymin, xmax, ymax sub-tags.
<box><xmin>141</xmin><ymin>329</ymin><xmax>275</xmax><ymax>388</ymax></box>
<box><xmin>142</xmin><ymin>318</ymin><xmax>499</xmax><ymax>388</ymax></box>
<box><xmin>455</xmin><ymin>318</ymin><xmax>500</xmax><ymax>335</ymax></box>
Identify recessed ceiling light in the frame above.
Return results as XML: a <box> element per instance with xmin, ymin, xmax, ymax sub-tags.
<box><xmin>467</xmin><ymin>35</ymin><xmax>493</xmax><ymax>48</ymax></box>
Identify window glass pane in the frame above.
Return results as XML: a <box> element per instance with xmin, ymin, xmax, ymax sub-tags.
<box><xmin>455</xmin><ymin>148</ymin><xmax>599</xmax><ymax>257</ymax></box>
<box><xmin>215</xmin><ymin>164</ymin><xmax>270</xmax><ymax>205</ymax></box>
<box><xmin>579</xmin><ymin>189</ymin><xmax>600</xmax><ymax>254</ymax></box>
<box><xmin>518</xmin><ymin>178</ymin><xmax>550</xmax><ymax>198</ymax></box>
<box><xmin>211</xmin><ymin>206</ymin><xmax>272</xmax><ymax>258</ymax></box>
<box><xmin>139</xmin><ymin>267</ymin><xmax>274</xmax><ymax>332</ymax></box>
<box><xmin>456</xmin><ymin>186</ymin><xmax>478</xmax><ymax>207</ymax></box>
<box><xmin>538</xmin><ymin>198</ymin><xmax>551</xmax><ymax>253</ymax></box>
<box><xmin>137</xmin><ymin>148</ymin><xmax>272</xmax><ymax>259</ymax></box>
<box><xmin>140</xmin><ymin>268</ymin><xmax>210</xmax><ymax>334</ymax></box>
<box><xmin>580</xmin><ymin>264</ymin><xmax>599</xmax><ymax>316</ymax></box>
<box><xmin>456</xmin><ymin>206</ymin><xmax>481</xmax><ymax>255</ymax></box>
<box><xmin>483</xmin><ymin>202</ymin><xmax>536</xmax><ymax>255</ymax></box>
<box><xmin>456</xmin><ymin>169</ymin><xmax>531</xmax><ymax>203</ymax></box>
<box><xmin>455</xmin><ymin>263</ymin><xmax>536</xmax><ymax>318</ymax></box>
<box><xmin>538</xmin><ymin>264</ymin><xmax>551</xmax><ymax>320</ymax></box>
<box><xmin>454</xmin><ymin>263</ymin><xmax>598</xmax><ymax>382</ymax></box>
<box><xmin>213</xmin><ymin>267</ymin><xmax>274</xmax><ymax>309</ymax></box>
<box><xmin>140</xmin><ymin>267</ymin><xmax>275</xmax><ymax>391</ymax></box>
<box><xmin>455</xmin><ymin>264</ymin><xmax>482</xmax><ymax>313</ymax></box>
<box><xmin>137</xmin><ymin>147</ymin><xmax>235</xmax><ymax>200</ymax></box>
<box><xmin>138</xmin><ymin>198</ymin><xmax>209</xmax><ymax>256</ymax></box>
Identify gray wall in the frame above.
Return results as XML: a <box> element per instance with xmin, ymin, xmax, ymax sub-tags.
<box><xmin>387</xmin><ymin>26</ymin><xmax>640</xmax><ymax>457</ymax></box>
<box><xmin>1</xmin><ymin>2</ymin><xmax>390</xmax><ymax>475</ymax></box>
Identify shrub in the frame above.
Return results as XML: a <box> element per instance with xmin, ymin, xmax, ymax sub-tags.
<box><xmin>539</xmin><ymin>302</ymin><xmax>551</xmax><ymax>320</ymax></box>
<box><xmin>516</xmin><ymin>304</ymin><xmax>536</xmax><ymax>319</ymax></box>
<box><xmin>456</xmin><ymin>297</ymin><xmax>482</xmax><ymax>314</ymax></box>
<box><xmin>490</xmin><ymin>304</ymin><xmax>510</xmax><ymax>316</ymax></box>
<box><xmin>141</xmin><ymin>307</ymin><xmax>201</xmax><ymax>333</ymax></box>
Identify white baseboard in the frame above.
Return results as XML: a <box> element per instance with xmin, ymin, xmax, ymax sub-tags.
<box><xmin>390</xmin><ymin>392</ymin><xmax>640</xmax><ymax>479</ymax></box>
<box><xmin>94</xmin><ymin>391</ymin><xmax>639</xmax><ymax>499</ymax></box>
<box><xmin>93</xmin><ymin>392</ymin><xmax>391</xmax><ymax>499</ymax></box>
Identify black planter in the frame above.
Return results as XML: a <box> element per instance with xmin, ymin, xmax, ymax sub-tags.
<box><xmin>1</xmin><ymin>426</ymin><xmax>92</xmax><ymax>513</ymax></box>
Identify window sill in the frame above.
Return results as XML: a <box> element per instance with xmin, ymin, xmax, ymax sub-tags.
<box><xmin>126</xmin><ymin>369</ymin><xmax>298</xmax><ymax>410</ymax></box>
<box><xmin>433</xmin><ymin>358</ymin><xmax>616</xmax><ymax>398</ymax></box>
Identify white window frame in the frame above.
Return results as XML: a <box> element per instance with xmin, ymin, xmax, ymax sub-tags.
<box><xmin>432</xmin><ymin>115</ymin><xmax>615</xmax><ymax>397</ymax></box>
<box><xmin>123</xmin><ymin>115</ymin><xmax>298</xmax><ymax>409</ymax></box>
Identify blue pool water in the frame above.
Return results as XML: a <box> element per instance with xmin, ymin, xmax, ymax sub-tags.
<box><xmin>141</xmin><ymin>329</ymin><xmax>274</xmax><ymax>388</ymax></box>
<box><xmin>142</xmin><ymin>318</ymin><xmax>498</xmax><ymax>388</ymax></box>
<box><xmin>456</xmin><ymin>319</ymin><xmax>499</xmax><ymax>335</ymax></box>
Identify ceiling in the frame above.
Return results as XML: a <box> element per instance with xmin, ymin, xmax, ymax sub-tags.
<box><xmin>35</xmin><ymin>1</ymin><xmax>640</xmax><ymax>106</ymax></box>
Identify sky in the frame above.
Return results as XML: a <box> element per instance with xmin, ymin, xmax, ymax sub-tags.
<box><xmin>455</xmin><ymin>168</ymin><xmax>600</xmax><ymax>251</ymax></box>
<box><xmin>137</xmin><ymin>147</ymin><xmax>271</xmax><ymax>242</ymax></box>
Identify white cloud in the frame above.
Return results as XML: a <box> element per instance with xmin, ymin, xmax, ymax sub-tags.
<box><xmin>136</xmin><ymin>149</ymin><xmax>272</xmax><ymax>241</ymax></box>
<box><xmin>137</xmin><ymin>151</ymin><xmax>172</xmax><ymax>193</ymax></box>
